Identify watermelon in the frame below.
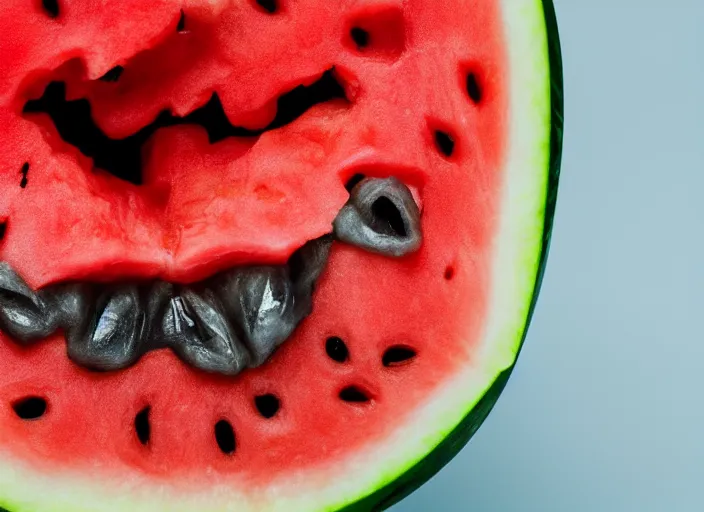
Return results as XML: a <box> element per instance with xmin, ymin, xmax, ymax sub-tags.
<box><xmin>0</xmin><ymin>0</ymin><xmax>563</xmax><ymax>510</ymax></box>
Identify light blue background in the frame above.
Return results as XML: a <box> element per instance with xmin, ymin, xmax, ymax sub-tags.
<box><xmin>395</xmin><ymin>2</ymin><xmax>704</xmax><ymax>511</ymax></box>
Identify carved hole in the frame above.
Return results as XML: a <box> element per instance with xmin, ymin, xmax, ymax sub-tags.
<box><xmin>99</xmin><ymin>66</ymin><xmax>124</xmax><ymax>83</ymax></box>
<box><xmin>350</xmin><ymin>27</ymin><xmax>370</xmax><ymax>48</ymax></box>
<box><xmin>22</xmin><ymin>70</ymin><xmax>347</xmax><ymax>186</ymax></box>
<box><xmin>372</xmin><ymin>196</ymin><xmax>407</xmax><ymax>237</ymax></box>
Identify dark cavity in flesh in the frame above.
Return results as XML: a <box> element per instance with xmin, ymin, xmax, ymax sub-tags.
<box><xmin>23</xmin><ymin>69</ymin><xmax>347</xmax><ymax>186</ymax></box>
<box><xmin>0</xmin><ymin>178</ymin><xmax>422</xmax><ymax>376</ymax></box>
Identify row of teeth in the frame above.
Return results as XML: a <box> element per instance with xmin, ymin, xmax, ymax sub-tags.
<box><xmin>0</xmin><ymin>178</ymin><xmax>422</xmax><ymax>375</ymax></box>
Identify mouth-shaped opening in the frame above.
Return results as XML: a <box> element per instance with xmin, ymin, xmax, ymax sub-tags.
<box><xmin>0</xmin><ymin>235</ymin><xmax>334</xmax><ymax>375</ymax></box>
<box><xmin>5</xmin><ymin>19</ymin><xmax>424</xmax><ymax>377</ymax></box>
<box><xmin>23</xmin><ymin>69</ymin><xmax>348</xmax><ymax>186</ymax></box>
<box><xmin>0</xmin><ymin>175</ymin><xmax>423</xmax><ymax>377</ymax></box>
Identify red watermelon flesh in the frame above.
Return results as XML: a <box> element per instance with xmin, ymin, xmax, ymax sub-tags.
<box><xmin>0</xmin><ymin>0</ymin><xmax>562</xmax><ymax>510</ymax></box>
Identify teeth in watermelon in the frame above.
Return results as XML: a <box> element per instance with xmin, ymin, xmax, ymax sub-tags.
<box><xmin>289</xmin><ymin>235</ymin><xmax>334</xmax><ymax>299</ymax></box>
<box><xmin>65</xmin><ymin>285</ymin><xmax>145</xmax><ymax>371</ymax></box>
<box><xmin>45</xmin><ymin>282</ymin><xmax>95</xmax><ymax>330</ymax></box>
<box><xmin>214</xmin><ymin>235</ymin><xmax>334</xmax><ymax>368</ymax></box>
<box><xmin>0</xmin><ymin>263</ymin><xmax>59</xmax><ymax>343</ymax></box>
<box><xmin>216</xmin><ymin>266</ymin><xmax>297</xmax><ymax>368</ymax></box>
<box><xmin>333</xmin><ymin>176</ymin><xmax>422</xmax><ymax>257</ymax></box>
<box><xmin>0</xmin><ymin>183</ymin><xmax>422</xmax><ymax>374</ymax></box>
<box><xmin>160</xmin><ymin>289</ymin><xmax>251</xmax><ymax>376</ymax></box>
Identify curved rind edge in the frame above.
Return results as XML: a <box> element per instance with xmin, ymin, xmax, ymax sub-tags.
<box><xmin>339</xmin><ymin>1</ymin><xmax>564</xmax><ymax>510</ymax></box>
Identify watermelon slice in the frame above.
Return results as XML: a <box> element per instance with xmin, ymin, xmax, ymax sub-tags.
<box><xmin>0</xmin><ymin>0</ymin><xmax>563</xmax><ymax>510</ymax></box>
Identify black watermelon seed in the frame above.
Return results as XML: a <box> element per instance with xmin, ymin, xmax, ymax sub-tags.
<box><xmin>41</xmin><ymin>0</ymin><xmax>59</xmax><ymax>18</ymax></box>
<box><xmin>339</xmin><ymin>386</ymin><xmax>370</xmax><ymax>403</ymax></box>
<box><xmin>134</xmin><ymin>406</ymin><xmax>151</xmax><ymax>446</ymax></box>
<box><xmin>256</xmin><ymin>0</ymin><xmax>277</xmax><ymax>14</ymax></box>
<box><xmin>382</xmin><ymin>346</ymin><xmax>417</xmax><ymax>367</ymax></box>
<box><xmin>177</xmin><ymin>9</ymin><xmax>186</xmax><ymax>32</ymax></box>
<box><xmin>215</xmin><ymin>420</ymin><xmax>236</xmax><ymax>455</ymax></box>
<box><xmin>466</xmin><ymin>73</ymin><xmax>482</xmax><ymax>104</ymax></box>
<box><xmin>12</xmin><ymin>396</ymin><xmax>47</xmax><ymax>420</ymax></box>
<box><xmin>0</xmin><ymin>221</ymin><xmax>7</xmax><ymax>241</ymax></box>
<box><xmin>19</xmin><ymin>162</ymin><xmax>29</xmax><ymax>188</ymax></box>
<box><xmin>444</xmin><ymin>266</ymin><xmax>455</xmax><ymax>280</ymax></box>
<box><xmin>254</xmin><ymin>394</ymin><xmax>280</xmax><ymax>419</ymax></box>
<box><xmin>350</xmin><ymin>27</ymin><xmax>370</xmax><ymax>49</ymax></box>
<box><xmin>325</xmin><ymin>336</ymin><xmax>349</xmax><ymax>363</ymax></box>
<box><xmin>434</xmin><ymin>130</ymin><xmax>455</xmax><ymax>158</ymax></box>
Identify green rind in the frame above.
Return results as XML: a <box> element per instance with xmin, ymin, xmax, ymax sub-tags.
<box><xmin>339</xmin><ymin>1</ymin><xmax>564</xmax><ymax>510</ymax></box>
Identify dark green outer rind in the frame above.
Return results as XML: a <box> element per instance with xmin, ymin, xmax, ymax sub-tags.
<box><xmin>340</xmin><ymin>1</ymin><xmax>564</xmax><ymax>511</ymax></box>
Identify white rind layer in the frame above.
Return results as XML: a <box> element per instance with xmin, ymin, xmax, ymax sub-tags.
<box><xmin>0</xmin><ymin>0</ymin><xmax>554</xmax><ymax>510</ymax></box>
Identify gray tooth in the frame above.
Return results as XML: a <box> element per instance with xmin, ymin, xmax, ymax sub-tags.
<box><xmin>159</xmin><ymin>296</ymin><xmax>193</xmax><ymax>343</ymax></box>
<box><xmin>217</xmin><ymin>267</ymin><xmax>297</xmax><ymax>367</ymax></box>
<box><xmin>0</xmin><ymin>263</ymin><xmax>59</xmax><ymax>343</ymax></box>
<box><xmin>65</xmin><ymin>285</ymin><xmax>145</xmax><ymax>371</ymax></box>
<box><xmin>333</xmin><ymin>177</ymin><xmax>422</xmax><ymax>257</ymax></box>
<box><xmin>142</xmin><ymin>281</ymin><xmax>175</xmax><ymax>351</ymax></box>
<box><xmin>161</xmin><ymin>289</ymin><xmax>250</xmax><ymax>375</ymax></box>
<box><xmin>44</xmin><ymin>282</ymin><xmax>96</xmax><ymax>328</ymax></box>
<box><xmin>289</xmin><ymin>236</ymin><xmax>333</xmax><ymax>294</ymax></box>
<box><xmin>289</xmin><ymin>236</ymin><xmax>332</xmax><ymax>319</ymax></box>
